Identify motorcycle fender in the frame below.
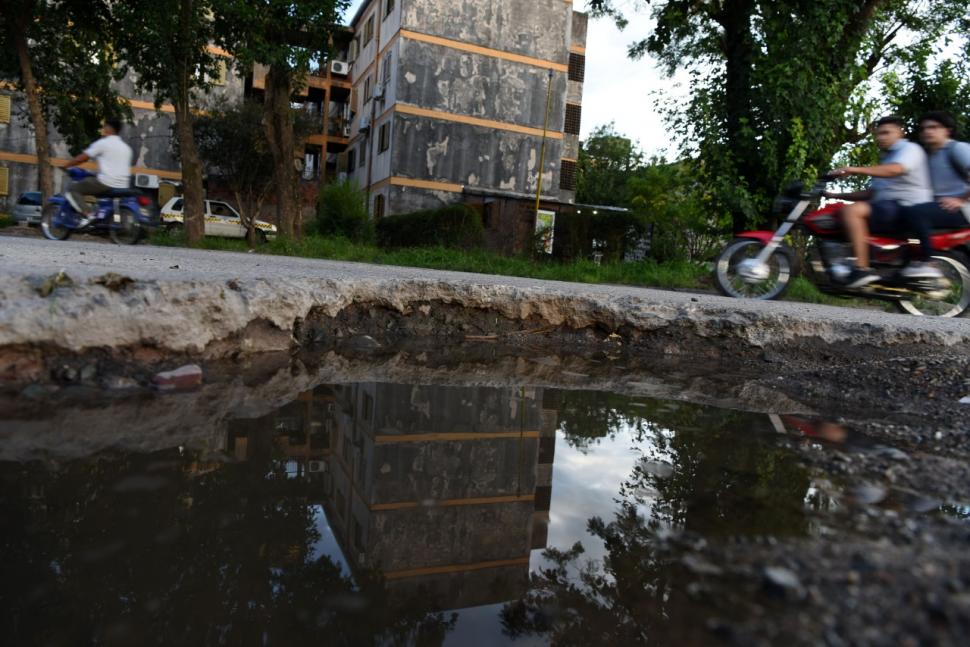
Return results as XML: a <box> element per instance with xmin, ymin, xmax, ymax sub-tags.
<box><xmin>47</xmin><ymin>196</ymin><xmax>67</xmax><ymax>206</ymax></box>
<box><xmin>735</xmin><ymin>231</ymin><xmax>775</xmax><ymax>245</ymax></box>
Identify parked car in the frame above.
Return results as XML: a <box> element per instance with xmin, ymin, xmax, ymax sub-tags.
<box><xmin>12</xmin><ymin>191</ymin><xmax>43</xmax><ymax>225</ymax></box>
<box><xmin>159</xmin><ymin>197</ymin><xmax>277</xmax><ymax>241</ymax></box>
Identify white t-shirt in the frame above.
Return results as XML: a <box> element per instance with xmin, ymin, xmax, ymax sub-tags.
<box><xmin>84</xmin><ymin>135</ymin><xmax>133</xmax><ymax>188</ymax></box>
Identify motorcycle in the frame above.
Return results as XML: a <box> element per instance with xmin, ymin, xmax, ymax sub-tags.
<box><xmin>713</xmin><ymin>175</ymin><xmax>970</xmax><ymax>317</ymax></box>
<box><xmin>41</xmin><ymin>167</ymin><xmax>157</xmax><ymax>245</ymax></box>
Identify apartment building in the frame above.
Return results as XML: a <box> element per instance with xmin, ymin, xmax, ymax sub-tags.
<box><xmin>343</xmin><ymin>0</ymin><xmax>588</xmax><ymax>249</ymax></box>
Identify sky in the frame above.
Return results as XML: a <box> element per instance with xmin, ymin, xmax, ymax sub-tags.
<box><xmin>342</xmin><ymin>0</ymin><xmax>671</xmax><ymax>156</ymax></box>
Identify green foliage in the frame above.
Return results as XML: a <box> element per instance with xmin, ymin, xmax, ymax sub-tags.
<box><xmin>376</xmin><ymin>205</ymin><xmax>485</xmax><ymax>250</ymax></box>
<box><xmin>576</xmin><ymin>123</ymin><xmax>644</xmax><ymax>207</ymax></box>
<box><xmin>315</xmin><ymin>181</ymin><xmax>373</xmax><ymax>243</ymax></box>
<box><xmin>0</xmin><ymin>214</ymin><xmax>15</xmax><ymax>229</ymax></box>
<box><xmin>886</xmin><ymin>60</ymin><xmax>970</xmax><ymax>139</ymax></box>
<box><xmin>553</xmin><ymin>210</ymin><xmax>651</xmax><ymax>263</ymax></box>
<box><xmin>589</xmin><ymin>0</ymin><xmax>970</xmax><ymax>231</ymax></box>
<box><xmin>0</xmin><ymin>0</ymin><xmax>130</xmax><ymax>154</ymax></box>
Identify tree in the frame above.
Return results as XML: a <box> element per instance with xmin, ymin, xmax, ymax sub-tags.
<box><xmin>195</xmin><ymin>100</ymin><xmax>276</xmax><ymax>246</ymax></box>
<box><xmin>213</xmin><ymin>0</ymin><xmax>349</xmax><ymax>240</ymax></box>
<box><xmin>577</xmin><ymin>123</ymin><xmax>645</xmax><ymax>207</ymax></box>
<box><xmin>589</xmin><ymin>0</ymin><xmax>970</xmax><ymax>232</ymax></box>
<box><xmin>112</xmin><ymin>0</ymin><xmax>220</xmax><ymax>245</ymax></box>
<box><xmin>0</xmin><ymin>0</ymin><xmax>127</xmax><ymax>203</ymax></box>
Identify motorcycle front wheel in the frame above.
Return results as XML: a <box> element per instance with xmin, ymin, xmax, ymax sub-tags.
<box><xmin>714</xmin><ymin>238</ymin><xmax>796</xmax><ymax>301</ymax></box>
<box><xmin>896</xmin><ymin>251</ymin><xmax>970</xmax><ymax>318</ymax></box>
<box><xmin>109</xmin><ymin>208</ymin><xmax>143</xmax><ymax>245</ymax></box>
<box><xmin>41</xmin><ymin>204</ymin><xmax>71</xmax><ymax>241</ymax></box>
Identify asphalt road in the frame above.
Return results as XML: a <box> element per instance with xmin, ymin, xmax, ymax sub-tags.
<box><xmin>0</xmin><ymin>235</ymin><xmax>968</xmax><ymax>335</ymax></box>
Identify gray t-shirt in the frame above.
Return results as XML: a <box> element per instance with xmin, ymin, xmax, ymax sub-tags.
<box><xmin>928</xmin><ymin>140</ymin><xmax>970</xmax><ymax>199</ymax></box>
<box><xmin>869</xmin><ymin>140</ymin><xmax>933</xmax><ymax>206</ymax></box>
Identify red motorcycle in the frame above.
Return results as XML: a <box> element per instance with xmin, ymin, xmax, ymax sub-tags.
<box><xmin>713</xmin><ymin>175</ymin><xmax>970</xmax><ymax>317</ymax></box>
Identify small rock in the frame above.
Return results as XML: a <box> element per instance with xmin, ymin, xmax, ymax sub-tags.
<box><xmin>345</xmin><ymin>335</ymin><xmax>381</xmax><ymax>350</ymax></box>
<box><xmin>152</xmin><ymin>364</ymin><xmax>203</xmax><ymax>391</ymax></box>
<box><xmin>959</xmin><ymin>396</ymin><xmax>970</xmax><ymax>405</ymax></box>
<box><xmin>762</xmin><ymin>567</ymin><xmax>805</xmax><ymax>600</ymax></box>
<box><xmin>103</xmin><ymin>376</ymin><xmax>140</xmax><ymax>390</ymax></box>
<box><xmin>91</xmin><ymin>273</ymin><xmax>135</xmax><ymax>292</ymax></box>
<box><xmin>169</xmin><ymin>265</ymin><xmax>180</xmax><ymax>269</ymax></box>
<box><xmin>850</xmin><ymin>483</ymin><xmax>888</xmax><ymax>505</ymax></box>
<box><xmin>872</xmin><ymin>447</ymin><xmax>909</xmax><ymax>461</ymax></box>
<box><xmin>79</xmin><ymin>364</ymin><xmax>98</xmax><ymax>383</ymax></box>
<box><xmin>37</xmin><ymin>270</ymin><xmax>74</xmax><ymax>297</ymax></box>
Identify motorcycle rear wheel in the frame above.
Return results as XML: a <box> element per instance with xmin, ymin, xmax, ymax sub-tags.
<box><xmin>896</xmin><ymin>251</ymin><xmax>970</xmax><ymax>318</ymax></box>
<box><xmin>714</xmin><ymin>238</ymin><xmax>796</xmax><ymax>301</ymax></box>
<box><xmin>41</xmin><ymin>204</ymin><xmax>71</xmax><ymax>241</ymax></box>
<box><xmin>109</xmin><ymin>208</ymin><xmax>143</xmax><ymax>245</ymax></box>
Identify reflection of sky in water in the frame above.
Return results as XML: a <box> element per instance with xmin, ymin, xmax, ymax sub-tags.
<box><xmin>310</xmin><ymin>505</ymin><xmax>353</xmax><ymax>580</ymax></box>
<box><xmin>541</xmin><ymin>421</ymin><xmax>654</xmax><ymax>568</ymax></box>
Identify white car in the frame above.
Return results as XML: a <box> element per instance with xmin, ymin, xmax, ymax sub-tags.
<box><xmin>160</xmin><ymin>197</ymin><xmax>277</xmax><ymax>241</ymax></box>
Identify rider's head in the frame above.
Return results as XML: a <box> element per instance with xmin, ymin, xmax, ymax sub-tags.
<box><xmin>102</xmin><ymin>117</ymin><xmax>124</xmax><ymax>137</ymax></box>
<box><xmin>873</xmin><ymin>116</ymin><xmax>906</xmax><ymax>151</ymax></box>
<box><xmin>918</xmin><ymin>111</ymin><xmax>956</xmax><ymax>150</ymax></box>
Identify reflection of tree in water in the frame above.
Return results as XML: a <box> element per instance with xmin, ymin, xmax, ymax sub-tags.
<box><xmin>503</xmin><ymin>394</ymin><xmax>814</xmax><ymax>644</ymax></box>
<box><xmin>0</xmin><ymin>446</ymin><xmax>455</xmax><ymax>646</ymax></box>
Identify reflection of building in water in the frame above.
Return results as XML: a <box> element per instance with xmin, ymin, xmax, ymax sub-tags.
<box><xmin>327</xmin><ymin>383</ymin><xmax>558</xmax><ymax>609</ymax></box>
<box><xmin>225</xmin><ymin>382</ymin><xmax>559</xmax><ymax>609</ymax></box>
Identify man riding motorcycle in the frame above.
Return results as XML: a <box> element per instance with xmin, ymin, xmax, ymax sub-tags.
<box><xmin>63</xmin><ymin>117</ymin><xmax>134</xmax><ymax>228</ymax></box>
<box><xmin>900</xmin><ymin>111</ymin><xmax>970</xmax><ymax>265</ymax></box>
<box><xmin>824</xmin><ymin>116</ymin><xmax>940</xmax><ymax>288</ymax></box>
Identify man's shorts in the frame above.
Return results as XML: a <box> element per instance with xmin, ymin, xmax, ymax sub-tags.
<box><xmin>869</xmin><ymin>200</ymin><xmax>903</xmax><ymax>234</ymax></box>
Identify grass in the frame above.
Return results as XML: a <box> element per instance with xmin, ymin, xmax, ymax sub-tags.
<box><xmin>148</xmin><ymin>229</ymin><xmax>881</xmax><ymax>308</ymax></box>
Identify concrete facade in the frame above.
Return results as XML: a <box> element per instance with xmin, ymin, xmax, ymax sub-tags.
<box><xmin>345</xmin><ymin>0</ymin><xmax>587</xmax><ymax>220</ymax></box>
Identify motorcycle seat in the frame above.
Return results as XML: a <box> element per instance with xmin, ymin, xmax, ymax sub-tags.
<box><xmin>102</xmin><ymin>188</ymin><xmax>141</xmax><ymax>198</ymax></box>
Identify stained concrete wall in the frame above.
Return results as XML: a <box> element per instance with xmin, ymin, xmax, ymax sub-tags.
<box><xmin>392</xmin><ymin>113</ymin><xmax>563</xmax><ymax>196</ymax></box>
<box><xmin>402</xmin><ymin>0</ymin><xmax>571</xmax><ymax>62</ymax></box>
<box><xmin>397</xmin><ymin>39</ymin><xmax>567</xmax><ymax>131</ymax></box>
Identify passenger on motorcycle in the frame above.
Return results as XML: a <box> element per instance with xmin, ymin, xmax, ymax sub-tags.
<box><xmin>824</xmin><ymin>116</ymin><xmax>938</xmax><ymax>288</ymax></box>
<box><xmin>63</xmin><ymin>117</ymin><xmax>134</xmax><ymax>228</ymax></box>
<box><xmin>900</xmin><ymin>111</ymin><xmax>970</xmax><ymax>264</ymax></box>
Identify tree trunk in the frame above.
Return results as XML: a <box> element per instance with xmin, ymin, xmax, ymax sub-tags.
<box><xmin>719</xmin><ymin>0</ymin><xmax>758</xmax><ymax>234</ymax></box>
<box><xmin>264</xmin><ymin>64</ymin><xmax>299</xmax><ymax>240</ymax></box>
<box><xmin>11</xmin><ymin>16</ymin><xmax>54</xmax><ymax>204</ymax></box>
<box><xmin>174</xmin><ymin>103</ymin><xmax>205</xmax><ymax>244</ymax></box>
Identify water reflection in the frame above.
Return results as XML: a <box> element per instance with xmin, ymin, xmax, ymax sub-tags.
<box><xmin>1</xmin><ymin>383</ymin><xmax>849</xmax><ymax>645</ymax></box>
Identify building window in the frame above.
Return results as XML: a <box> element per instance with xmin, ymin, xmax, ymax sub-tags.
<box><xmin>0</xmin><ymin>167</ymin><xmax>8</xmax><ymax>197</ymax></box>
<box><xmin>374</xmin><ymin>194</ymin><xmax>385</xmax><ymax>219</ymax></box>
<box><xmin>382</xmin><ymin>53</ymin><xmax>392</xmax><ymax>85</ymax></box>
<box><xmin>347</xmin><ymin>149</ymin><xmax>356</xmax><ymax>172</ymax></box>
<box><xmin>384</xmin><ymin>0</ymin><xmax>395</xmax><ymax>17</ymax></box>
<box><xmin>564</xmin><ymin>103</ymin><xmax>582</xmax><ymax>135</ymax></box>
<box><xmin>560</xmin><ymin>159</ymin><xmax>578</xmax><ymax>191</ymax></box>
<box><xmin>363</xmin><ymin>15</ymin><xmax>374</xmax><ymax>45</ymax></box>
<box><xmin>363</xmin><ymin>76</ymin><xmax>371</xmax><ymax>103</ymax></box>
<box><xmin>568</xmin><ymin>53</ymin><xmax>586</xmax><ymax>83</ymax></box>
<box><xmin>0</xmin><ymin>95</ymin><xmax>11</xmax><ymax>124</ymax></box>
<box><xmin>359</xmin><ymin>142</ymin><xmax>367</xmax><ymax>168</ymax></box>
<box><xmin>378</xmin><ymin>123</ymin><xmax>390</xmax><ymax>153</ymax></box>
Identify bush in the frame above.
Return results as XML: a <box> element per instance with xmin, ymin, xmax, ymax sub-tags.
<box><xmin>0</xmin><ymin>214</ymin><xmax>14</xmax><ymax>229</ymax></box>
<box><xmin>553</xmin><ymin>210</ymin><xmax>651</xmax><ymax>262</ymax></box>
<box><xmin>315</xmin><ymin>181</ymin><xmax>373</xmax><ymax>243</ymax></box>
<box><xmin>376</xmin><ymin>204</ymin><xmax>484</xmax><ymax>250</ymax></box>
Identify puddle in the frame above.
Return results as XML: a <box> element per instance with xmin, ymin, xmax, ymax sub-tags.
<box><xmin>0</xmin><ymin>380</ymin><xmax>955</xmax><ymax>645</ymax></box>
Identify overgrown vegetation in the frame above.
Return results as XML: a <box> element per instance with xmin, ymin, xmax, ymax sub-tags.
<box><xmin>314</xmin><ymin>181</ymin><xmax>373</xmax><ymax>243</ymax></box>
<box><xmin>376</xmin><ymin>205</ymin><xmax>484</xmax><ymax>250</ymax></box>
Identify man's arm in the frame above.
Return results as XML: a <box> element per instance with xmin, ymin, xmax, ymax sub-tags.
<box><xmin>824</xmin><ymin>189</ymin><xmax>873</xmax><ymax>201</ymax></box>
<box><xmin>63</xmin><ymin>152</ymin><xmax>90</xmax><ymax>169</ymax></box>
<box><xmin>831</xmin><ymin>163</ymin><xmax>906</xmax><ymax>179</ymax></box>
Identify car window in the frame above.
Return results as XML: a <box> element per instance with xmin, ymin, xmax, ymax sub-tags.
<box><xmin>171</xmin><ymin>199</ymin><xmax>184</xmax><ymax>212</ymax></box>
<box><xmin>17</xmin><ymin>192</ymin><xmax>42</xmax><ymax>206</ymax></box>
<box><xmin>209</xmin><ymin>202</ymin><xmax>238</xmax><ymax>219</ymax></box>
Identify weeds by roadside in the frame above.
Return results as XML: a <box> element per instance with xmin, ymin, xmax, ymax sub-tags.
<box><xmin>147</xmin><ymin>229</ymin><xmax>882</xmax><ymax>308</ymax></box>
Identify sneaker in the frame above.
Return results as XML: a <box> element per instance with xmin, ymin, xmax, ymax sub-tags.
<box><xmin>842</xmin><ymin>267</ymin><xmax>880</xmax><ymax>288</ymax></box>
<box><xmin>899</xmin><ymin>261</ymin><xmax>943</xmax><ymax>280</ymax></box>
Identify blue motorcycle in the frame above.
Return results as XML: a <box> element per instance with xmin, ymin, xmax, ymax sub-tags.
<box><xmin>41</xmin><ymin>168</ymin><xmax>157</xmax><ymax>245</ymax></box>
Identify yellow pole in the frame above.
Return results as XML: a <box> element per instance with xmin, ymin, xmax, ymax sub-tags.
<box><xmin>535</xmin><ymin>69</ymin><xmax>554</xmax><ymax>218</ymax></box>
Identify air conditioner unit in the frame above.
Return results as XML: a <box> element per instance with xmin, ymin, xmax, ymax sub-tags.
<box><xmin>373</xmin><ymin>83</ymin><xmax>385</xmax><ymax>100</ymax></box>
<box><xmin>308</xmin><ymin>460</ymin><xmax>327</xmax><ymax>473</ymax></box>
<box><xmin>330</xmin><ymin>60</ymin><xmax>350</xmax><ymax>76</ymax></box>
<box><xmin>134</xmin><ymin>173</ymin><xmax>160</xmax><ymax>189</ymax></box>
<box><xmin>342</xmin><ymin>125</ymin><xmax>352</xmax><ymax>137</ymax></box>
<box><xmin>359</xmin><ymin>115</ymin><xmax>371</xmax><ymax>133</ymax></box>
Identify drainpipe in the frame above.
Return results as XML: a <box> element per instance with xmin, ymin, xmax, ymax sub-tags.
<box><xmin>364</xmin><ymin>1</ymin><xmax>382</xmax><ymax>217</ymax></box>
<box><xmin>534</xmin><ymin>69</ymin><xmax>555</xmax><ymax>220</ymax></box>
